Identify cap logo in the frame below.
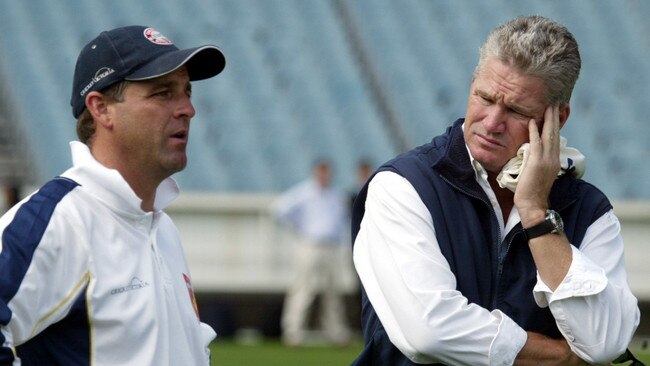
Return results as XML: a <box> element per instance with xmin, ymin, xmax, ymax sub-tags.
<box><xmin>79</xmin><ymin>67</ymin><xmax>115</xmax><ymax>97</ymax></box>
<box><xmin>143</xmin><ymin>27</ymin><xmax>173</xmax><ymax>45</ymax></box>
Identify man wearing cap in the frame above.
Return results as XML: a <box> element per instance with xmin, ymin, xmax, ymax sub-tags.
<box><xmin>0</xmin><ymin>25</ymin><xmax>225</xmax><ymax>365</ymax></box>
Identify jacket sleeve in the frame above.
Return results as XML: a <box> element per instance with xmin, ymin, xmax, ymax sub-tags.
<box><xmin>0</xmin><ymin>194</ymin><xmax>90</xmax><ymax>365</ymax></box>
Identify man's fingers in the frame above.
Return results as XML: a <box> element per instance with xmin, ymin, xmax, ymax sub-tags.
<box><xmin>541</xmin><ymin>105</ymin><xmax>558</xmax><ymax>140</ymax></box>
<box><xmin>537</xmin><ymin>106</ymin><xmax>561</xmax><ymax>160</ymax></box>
<box><xmin>528</xmin><ymin>118</ymin><xmax>540</xmax><ymax>142</ymax></box>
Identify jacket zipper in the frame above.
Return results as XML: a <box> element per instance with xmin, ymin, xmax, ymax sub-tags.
<box><xmin>440</xmin><ymin>175</ymin><xmax>503</xmax><ymax>309</ymax></box>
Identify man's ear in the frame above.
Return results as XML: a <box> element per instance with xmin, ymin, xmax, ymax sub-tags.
<box><xmin>85</xmin><ymin>91</ymin><xmax>113</xmax><ymax>129</ymax></box>
<box><xmin>559</xmin><ymin>103</ymin><xmax>570</xmax><ymax>129</ymax></box>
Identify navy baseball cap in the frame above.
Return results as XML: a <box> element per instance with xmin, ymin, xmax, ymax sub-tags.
<box><xmin>71</xmin><ymin>25</ymin><xmax>226</xmax><ymax>118</ymax></box>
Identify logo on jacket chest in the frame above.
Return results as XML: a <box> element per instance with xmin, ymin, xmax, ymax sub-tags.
<box><xmin>110</xmin><ymin>277</ymin><xmax>150</xmax><ymax>295</ymax></box>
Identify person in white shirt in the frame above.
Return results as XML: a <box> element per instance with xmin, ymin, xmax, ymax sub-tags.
<box><xmin>0</xmin><ymin>25</ymin><xmax>225</xmax><ymax>365</ymax></box>
<box><xmin>272</xmin><ymin>160</ymin><xmax>351</xmax><ymax>346</ymax></box>
<box><xmin>351</xmin><ymin>16</ymin><xmax>640</xmax><ymax>366</ymax></box>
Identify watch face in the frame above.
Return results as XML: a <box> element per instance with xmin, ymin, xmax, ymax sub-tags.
<box><xmin>548</xmin><ymin>210</ymin><xmax>564</xmax><ymax>233</ymax></box>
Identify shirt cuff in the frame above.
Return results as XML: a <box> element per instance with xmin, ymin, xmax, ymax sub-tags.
<box><xmin>533</xmin><ymin>246</ymin><xmax>608</xmax><ymax>307</ymax></box>
<box><xmin>489</xmin><ymin>310</ymin><xmax>527</xmax><ymax>366</ymax></box>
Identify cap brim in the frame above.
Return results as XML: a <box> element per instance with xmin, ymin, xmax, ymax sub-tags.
<box><xmin>125</xmin><ymin>45</ymin><xmax>225</xmax><ymax>81</ymax></box>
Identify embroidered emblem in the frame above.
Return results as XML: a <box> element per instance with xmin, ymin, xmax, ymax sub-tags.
<box><xmin>183</xmin><ymin>273</ymin><xmax>200</xmax><ymax>319</ymax></box>
<box><xmin>143</xmin><ymin>28</ymin><xmax>174</xmax><ymax>45</ymax></box>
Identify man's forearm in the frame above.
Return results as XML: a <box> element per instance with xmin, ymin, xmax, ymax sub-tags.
<box><xmin>527</xmin><ymin>232</ymin><xmax>573</xmax><ymax>291</ymax></box>
<box><xmin>515</xmin><ymin>332</ymin><xmax>587</xmax><ymax>366</ymax></box>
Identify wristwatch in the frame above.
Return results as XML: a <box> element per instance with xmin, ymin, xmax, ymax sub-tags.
<box><xmin>523</xmin><ymin>209</ymin><xmax>564</xmax><ymax>241</ymax></box>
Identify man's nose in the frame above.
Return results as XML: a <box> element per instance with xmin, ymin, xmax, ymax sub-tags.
<box><xmin>482</xmin><ymin>106</ymin><xmax>506</xmax><ymax>133</ymax></box>
<box><xmin>176</xmin><ymin>95</ymin><xmax>196</xmax><ymax>119</ymax></box>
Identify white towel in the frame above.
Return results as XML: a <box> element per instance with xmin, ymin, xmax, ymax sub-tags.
<box><xmin>496</xmin><ymin>136</ymin><xmax>586</xmax><ymax>193</ymax></box>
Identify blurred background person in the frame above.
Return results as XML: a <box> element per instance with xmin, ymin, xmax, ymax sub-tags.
<box><xmin>271</xmin><ymin>159</ymin><xmax>352</xmax><ymax>347</ymax></box>
<box><xmin>349</xmin><ymin>159</ymin><xmax>374</xmax><ymax>210</ymax></box>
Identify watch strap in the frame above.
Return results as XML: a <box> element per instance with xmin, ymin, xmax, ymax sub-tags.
<box><xmin>523</xmin><ymin>219</ymin><xmax>556</xmax><ymax>240</ymax></box>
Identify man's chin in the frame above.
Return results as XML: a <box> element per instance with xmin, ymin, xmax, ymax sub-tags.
<box><xmin>475</xmin><ymin>157</ymin><xmax>506</xmax><ymax>175</ymax></box>
<box><xmin>165</xmin><ymin>157</ymin><xmax>188</xmax><ymax>175</ymax></box>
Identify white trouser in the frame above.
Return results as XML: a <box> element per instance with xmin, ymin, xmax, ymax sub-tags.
<box><xmin>281</xmin><ymin>239</ymin><xmax>350</xmax><ymax>344</ymax></box>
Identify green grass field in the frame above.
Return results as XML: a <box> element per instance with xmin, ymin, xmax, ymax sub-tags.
<box><xmin>210</xmin><ymin>339</ymin><xmax>650</xmax><ymax>366</ymax></box>
<box><xmin>210</xmin><ymin>339</ymin><xmax>363</xmax><ymax>366</ymax></box>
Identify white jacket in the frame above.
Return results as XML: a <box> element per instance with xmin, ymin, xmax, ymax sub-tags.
<box><xmin>0</xmin><ymin>142</ymin><xmax>215</xmax><ymax>365</ymax></box>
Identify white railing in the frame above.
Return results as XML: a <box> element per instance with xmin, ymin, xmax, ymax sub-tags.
<box><xmin>168</xmin><ymin>193</ymin><xmax>358</xmax><ymax>294</ymax></box>
<box><xmin>168</xmin><ymin>193</ymin><xmax>650</xmax><ymax>301</ymax></box>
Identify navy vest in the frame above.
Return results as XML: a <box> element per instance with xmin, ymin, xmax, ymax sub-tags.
<box><xmin>351</xmin><ymin>119</ymin><xmax>612</xmax><ymax>365</ymax></box>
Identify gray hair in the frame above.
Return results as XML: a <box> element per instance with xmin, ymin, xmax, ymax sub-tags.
<box><xmin>475</xmin><ymin>15</ymin><xmax>581</xmax><ymax>105</ymax></box>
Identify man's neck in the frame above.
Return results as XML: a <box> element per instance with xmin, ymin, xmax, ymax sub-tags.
<box><xmin>91</xmin><ymin>148</ymin><xmax>159</xmax><ymax>212</ymax></box>
<box><xmin>121</xmin><ymin>170</ymin><xmax>158</xmax><ymax>212</ymax></box>
<box><xmin>488</xmin><ymin>173</ymin><xmax>515</xmax><ymax>222</ymax></box>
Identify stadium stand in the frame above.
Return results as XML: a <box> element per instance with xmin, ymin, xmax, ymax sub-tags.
<box><xmin>1</xmin><ymin>0</ymin><xmax>401</xmax><ymax>193</ymax></box>
<box><xmin>0</xmin><ymin>0</ymin><xmax>648</xmax><ymax>198</ymax></box>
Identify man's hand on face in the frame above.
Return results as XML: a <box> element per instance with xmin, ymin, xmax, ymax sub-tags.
<box><xmin>514</xmin><ymin>105</ymin><xmax>562</xmax><ymax>227</ymax></box>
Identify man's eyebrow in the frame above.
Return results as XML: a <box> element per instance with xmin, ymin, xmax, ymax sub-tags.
<box><xmin>474</xmin><ymin>88</ymin><xmax>490</xmax><ymax>96</ymax></box>
<box><xmin>143</xmin><ymin>78</ymin><xmax>192</xmax><ymax>92</ymax></box>
<box><xmin>507</xmin><ymin>101</ymin><xmax>536</xmax><ymax>115</ymax></box>
<box><xmin>474</xmin><ymin>88</ymin><xmax>495</xmax><ymax>100</ymax></box>
<box><xmin>475</xmin><ymin>87</ymin><xmax>536</xmax><ymax>115</ymax></box>
<box><xmin>144</xmin><ymin>79</ymin><xmax>174</xmax><ymax>89</ymax></box>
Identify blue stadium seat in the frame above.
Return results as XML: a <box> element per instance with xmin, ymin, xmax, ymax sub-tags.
<box><xmin>0</xmin><ymin>0</ymin><xmax>647</xmax><ymax>198</ymax></box>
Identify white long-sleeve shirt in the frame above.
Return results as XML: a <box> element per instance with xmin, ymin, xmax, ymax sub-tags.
<box><xmin>272</xmin><ymin>179</ymin><xmax>347</xmax><ymax>245</ymax></box>
<box><xmin>353</xmin><ymin>169</ymin><xmax>640</xmax><ymax>365</ymax></box>
<box><xmin>0</xmin><ymin>142</ymin><xmax>215</xmax><ymax>365</ymax></box>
